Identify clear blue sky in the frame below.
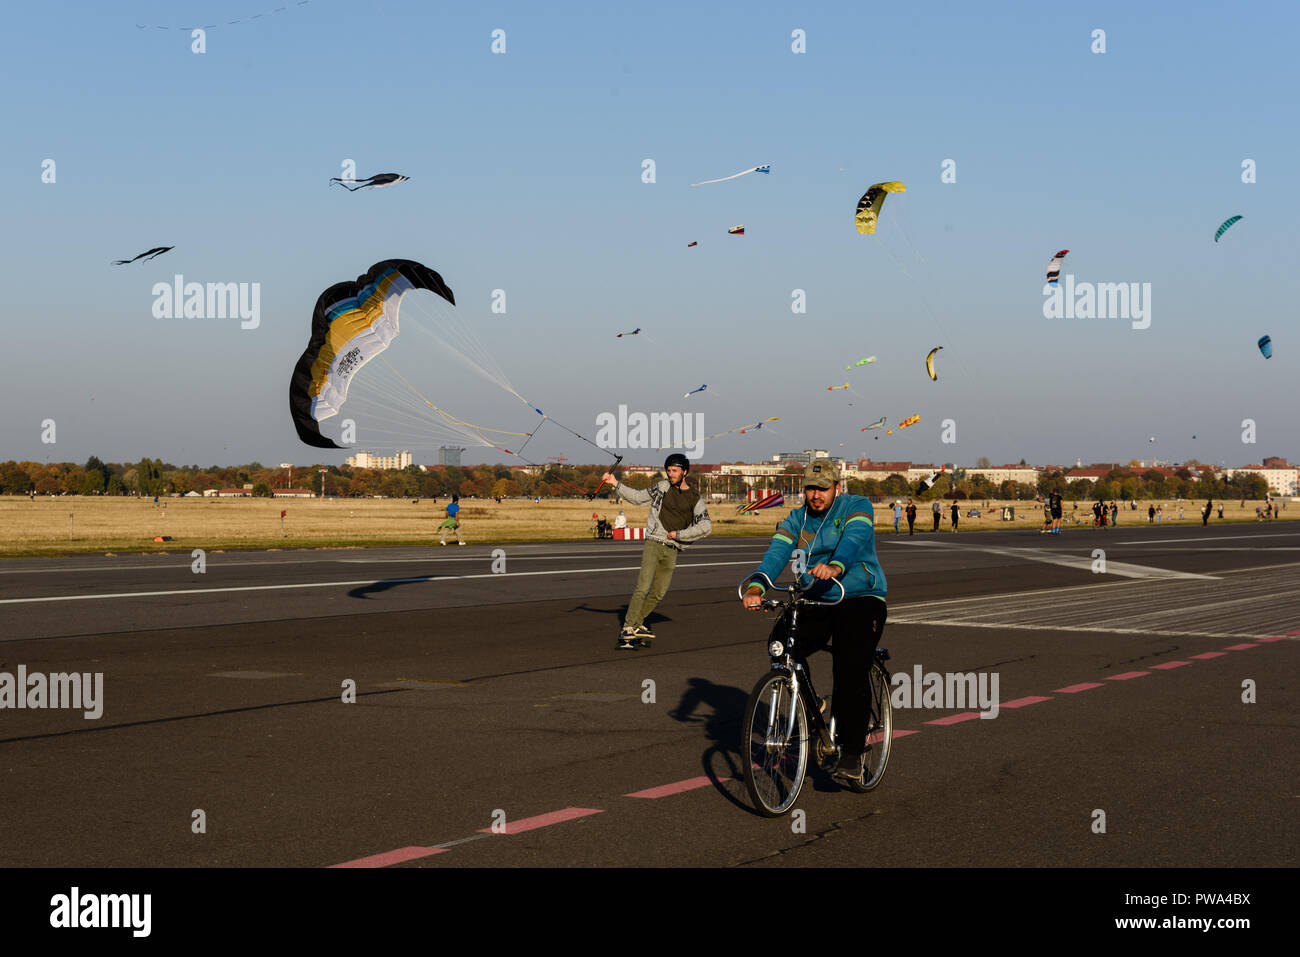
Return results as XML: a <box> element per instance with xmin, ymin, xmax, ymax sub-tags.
<box><xmin>3</xmin><ymin>0</ymin><xmax>1295</xmax><ymax>470</ymax></box>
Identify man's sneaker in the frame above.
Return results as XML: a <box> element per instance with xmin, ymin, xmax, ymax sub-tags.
<box><xmin>632</xmin><ymin>624</ymin><xmax>654</xmax><ymax>647</ymax></box>
<box><xmin>831</xmin><ymin>750</ymin><xmax>865</xmax><ymax>787</ymax></box>
<box><xmin>458</xmin><ymin>541</ymin><xmax>468</xmax><ymax>546</ymax></box>
<box><xmin>617</xmin><ymin>627</ymin><xmax>639</xmax><ymax>651</ymax></box>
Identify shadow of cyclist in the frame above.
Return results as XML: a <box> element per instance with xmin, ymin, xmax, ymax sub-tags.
<box><xmin>668</xmin><ymin>677</ymin><xmax>757</xmax><ymax>812</ymax></box>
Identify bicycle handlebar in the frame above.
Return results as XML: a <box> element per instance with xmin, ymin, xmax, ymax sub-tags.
<box><xmin>737</xmin><ymin>571</ymin><xmax>846</xmax><ymax>606</ymax></box>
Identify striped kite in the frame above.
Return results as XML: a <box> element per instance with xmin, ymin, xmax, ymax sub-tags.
<box><xmin>738</xmin><ymin>492</ymin><xmax>784</xmax><ymax>513</ymax></box>
<box><xmin>1214</xmin><ymin>215</ymin><xmax>1242</xmax><ymax>242</ymax></box>
<box><xmin>1046</xmin><ymin>249</ymin><xmax>1069</xmax><ymax>285</ymax></box>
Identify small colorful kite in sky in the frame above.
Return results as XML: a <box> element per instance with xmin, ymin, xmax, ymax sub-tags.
<box><xmin>1046</xmin><ymin>249</ymin><xmax>1069</xmax><ymax>285</ymax></box>
<box><xmin>855</xmin><ymin>181</ymin><xmax>905</xmax><ymax>235</ymax></box>
<box><xmin>1214</xmin><ymin>215</ymin><xmax>1242</xmax><ymax>242</ymax></box>
<box><xmin>926</xmin><ymin>347</ymin><xmax>943</xmax><ymax>381</ymax></box>
<box><xmin>728</xmin><ymin>225</ymin><xmax>745</xmax><ymax>235</ymax></box>
<box><xmin>691</xmin><ymin>165</ymin><xmax>770</xmax><ymax>187</ymax></box>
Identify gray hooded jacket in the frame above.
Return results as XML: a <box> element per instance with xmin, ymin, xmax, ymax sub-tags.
<box><xmin>612</xmin><ymin>479</ymin><xmax>712</xmax><ymax>550</ymax></box>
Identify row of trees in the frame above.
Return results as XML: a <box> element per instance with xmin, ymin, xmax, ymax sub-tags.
<box><xmin>0</xmin><ymin>458</ymin><xmax>1273</xmax><ymax>502</ymax></box>
<box><xmin>0</xmin><ymin>458</ymin><xmax>663</xmax><ymax>500</ymax></box>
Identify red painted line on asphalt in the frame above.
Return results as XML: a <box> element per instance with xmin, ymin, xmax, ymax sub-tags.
<box><xmin>476</xmin><ymin>807</ymin><xmax>603</xmax><ymax>834</ymax></box>
<box><xmin>626</xmin><ymin>776</ymin><xmax>729</xmax><ymax>799</ymax></box>
<box><xmin>1191</xmin><ymin>652</ymin><xmax>1227</xmax><ymax>659</ymax></box>
<box><xmin>1001</xmin><ymin>695</ymin><xmax>1052</xmax><ymax>708</ymax></box>
<box><xmin>1055</xmin><ymin>682</ymin><xmax>1105</xmax><ymax>693</ymax></box>
<box><xmin>925</xmin><ymin>712</ymin><xmax>981</xmax><ymax>725</ymax></box>
<box><xmin>867</xmin><ymin>728</ymin><xmax>920</xmax><ymax>744</ymax></box>
<box><xmin>1258</xmin><ymin>636</ymin><xmax>1288</xmax><ymax>643</ymax></box>
<box><xmin>1107</xmin><ymin>671</ymin><xmax>1149</xmax><ymax>681</ymax></box>
<box><xmin>1224</xmin><ymin>643</ymin><xmax>1258</xmax><ymax>650</ymax></box>
<box><xmin>328</xmin><ymin>846</ymin><xmax>446</xmax><ymax>868</ymax></box>
<box><xmin>1151</xmin><ymin>661</ymin><xmax>1191</xmax><ymax>670</ymax></box>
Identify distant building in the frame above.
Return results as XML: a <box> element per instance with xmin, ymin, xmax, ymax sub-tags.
<box><xmin>1225</xmin><ymin>463</ymin><xmax>1297</xmax><ymax>497</ymax></box>
<box><xmin>271</xmin><ymin>488</ymin><xmax>315</xmax><ymax>498</ymax></box>
<box><xmin>437</xmin><ymin>446</ymin><xmax>465</xmax><ymax>467</ymax></box>
<box><xmin>345</xmin><ymin>450</ymin><xmax>413</xmax><ymax>470</ymax></box>
<box><xmin>967</xmin><ymin>465</ymin><xmax>1041</xmax><ymax>486</ymax></box>
<box><xmin>772</xmin><ymin>450</ymin><xmax>830</xmax><ymax>467</ymax></box>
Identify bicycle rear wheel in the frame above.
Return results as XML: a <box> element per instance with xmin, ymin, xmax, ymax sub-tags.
<box><xmin>855</xmin><ymin>661</ymin><xmax>893</xmax><ymax>792</ymax></box>
<box><xmin>742</xmin><ymin>670</ymin><xmax>809</xmax><ymax>817</ymax></box>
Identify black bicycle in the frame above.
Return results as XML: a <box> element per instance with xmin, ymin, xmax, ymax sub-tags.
<box><xmin>737</xmin><ymin>573</ymin><xmax>893</xmax><ymax>817</ymax></box>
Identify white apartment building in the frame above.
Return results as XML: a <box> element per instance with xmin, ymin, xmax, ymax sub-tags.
<box><xmin>345</xmin><ymin>450</ymin><xmax>413</xmax><ymax>470</ymax></box>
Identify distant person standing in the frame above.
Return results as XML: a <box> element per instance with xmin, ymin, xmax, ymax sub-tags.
<box><xmin>438</xmin><ymin>494</ymin><xmax>465</xmax><ymax>545</ymax></box>
<box><xmin>950</xmin><ymin>500</ymin><xmax>959</xmax><ymax>532</ymax></box>
<box><xmin>932</xmin><ymin>498</ymin><xmax>941</xmax><ymax>532</ymax></box>
<box><xmin>1202</xmin><ymin>498</ymin><xmax>1213</xmax><ymax>526</ymax></box>
<box><xmin>1110</xmin><ymin>502</ymin><xmax>1118</xmax><ymax>526</ymax></box>
<box><xmin>1148</xmin><ymin>504</ymin><xmax>1156</xmax><ymax>524</ymax></box>
<box><xmin>892</xmin><ymin>501</ymin><xmax>902</xmax><ymax>533</ymax></box>
<box><xmin>905</xmin><ymin>499</ymin><xmax>917</xmax><ymax>535</ymax></box>
<box><xmin>1217</xmin><ymin>504</ymin><xmax>1223</xmax><ymax>519</ymax></box>
<box><xmin>1156</xmin><ymin>505</ymin><xmax>1163</xmax><ymax>524</ymax></box>
<box><xmin>1049</xmin><ymin>490</ymin><xmax>1063</xmax><ymax>535</ymax></box>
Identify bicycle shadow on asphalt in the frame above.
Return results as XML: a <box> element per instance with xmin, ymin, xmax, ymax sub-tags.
<box><xmin>668</xmin><ymin>677</ymin><xmax>759</xmax><ymax>813</ymax></box>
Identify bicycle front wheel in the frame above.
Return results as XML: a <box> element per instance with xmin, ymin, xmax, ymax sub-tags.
<box><xmin>742</xmin><ymin>670</ymin><xmax>809</xmax><ymax>817</ymax></box>
<box><xmin>856</xmin><ymin>661</ymin><xmax>893</xmax><ymax>792</ymax></box>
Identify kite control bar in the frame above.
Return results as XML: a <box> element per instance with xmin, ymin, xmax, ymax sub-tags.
<box><xmin>587</xmin><ymin>455</ymin><xmax>623</xmax><ymax>500</ymax></box>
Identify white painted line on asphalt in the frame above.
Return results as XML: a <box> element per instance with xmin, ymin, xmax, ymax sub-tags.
<box><xmin>0</xmin><ymin>560</ymin><xmax>760</xmax><ymax>606</ymax></box>
<box><xmin>886</xmin><ymin>542</ymin><xmax>1217</xmax><ymax>580</ymax></box>
<box><xmin>0</xmin><ymin>542</ymin><xmax>771</xmax><ymax>576</ymax></box>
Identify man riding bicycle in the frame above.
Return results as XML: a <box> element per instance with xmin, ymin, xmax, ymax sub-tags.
<box><xmin>741</xmin><ymin>460</ymin><xmax>887</xmax><ymax>787</ymax></box>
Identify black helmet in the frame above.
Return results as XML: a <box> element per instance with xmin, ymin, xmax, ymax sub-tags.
<box><xmin>664</xmin><ymin>453</ymin><xmax>690</xmax><ymax>472</ymax></box>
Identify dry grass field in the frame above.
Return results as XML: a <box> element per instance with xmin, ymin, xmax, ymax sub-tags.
<box><xmin>0</xmin><ymin>493</ymin><xmax>1293</xmax><ymax>557</ymax></box>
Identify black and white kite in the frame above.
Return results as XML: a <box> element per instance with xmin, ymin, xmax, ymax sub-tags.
<box><xmin>329</xmin><ymin>173</ymin><xmax>410</xmax><ymax>192</ymax></box>
<box><xmin>113</xmin><ymin>246</ymin><xmax>173</xmax><ymax>265</ymax></box>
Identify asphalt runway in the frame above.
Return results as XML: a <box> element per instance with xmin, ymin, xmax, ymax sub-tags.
<box><xmin>1</xmin><ymin>522</ymin><xmax>1296</xmax><ymax>867</ymax></box>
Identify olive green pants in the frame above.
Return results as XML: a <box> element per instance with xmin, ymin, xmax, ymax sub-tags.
<box><xmin>625</xmin><ymin>540</ymin><xmax>679</xmax><ymax>628</ymax></box>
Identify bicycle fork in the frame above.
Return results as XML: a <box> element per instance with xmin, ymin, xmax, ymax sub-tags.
<box><xmin>764</xmin><ymin>669</ymin><xmax>802</xmax><ymax>750</ymax></box>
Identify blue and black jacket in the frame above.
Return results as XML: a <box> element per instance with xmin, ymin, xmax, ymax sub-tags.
<box><xmin>746</xmin><ymin>493</ymin><xmax>887</xmax><ymax>601</ymax></box>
